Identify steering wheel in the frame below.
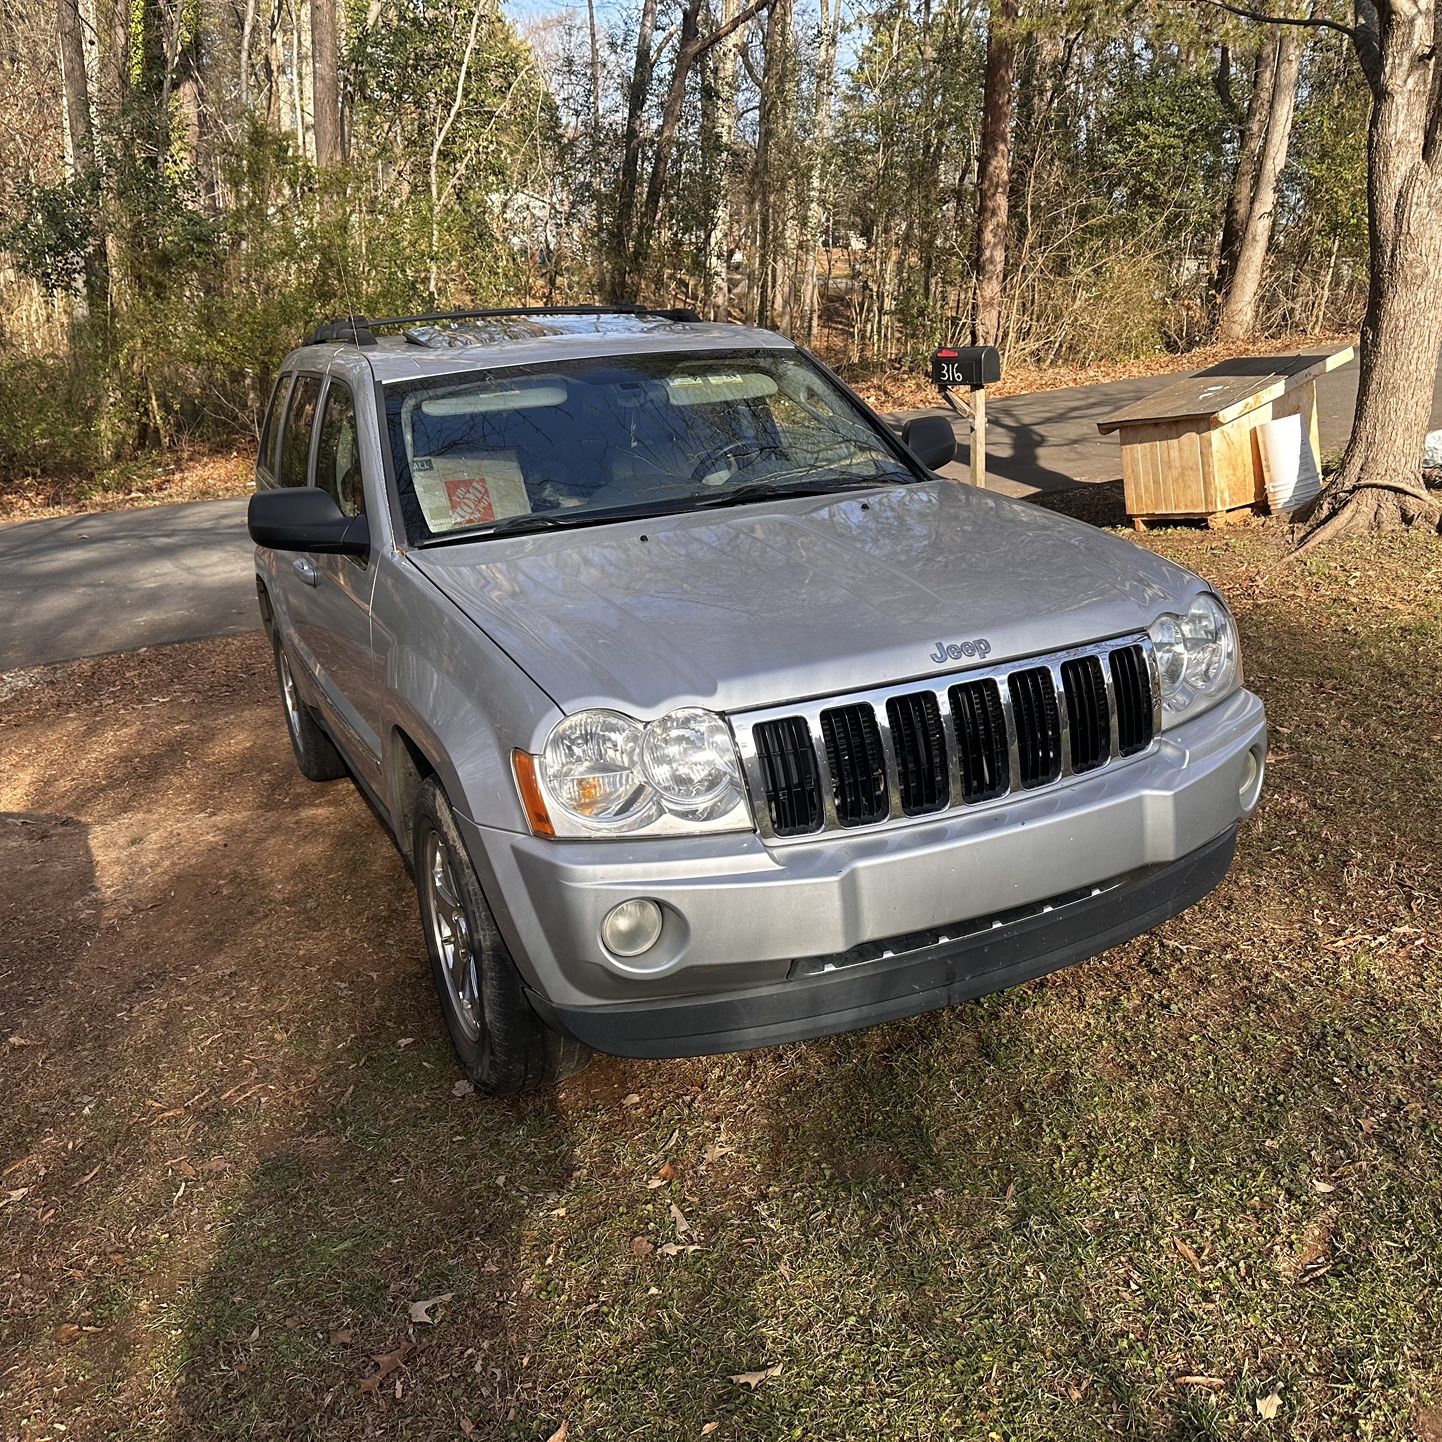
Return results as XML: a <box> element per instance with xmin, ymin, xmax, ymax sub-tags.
<box><xmin>688</xmin><ymin>439</ymin><xmax>782</xmax><ymax>487</ymax></box>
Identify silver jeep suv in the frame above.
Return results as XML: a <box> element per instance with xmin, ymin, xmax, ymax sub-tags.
<box><xmin>249</xmin><ymin>306</ymin><xmax>1267</xmax><ymax>1093</ymax></box>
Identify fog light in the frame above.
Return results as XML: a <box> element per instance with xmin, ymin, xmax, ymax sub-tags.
<box><xmin>1239</xmin><ymin>746</ymin><xmax>1264</xmax><ymax>809</ymax></box>
<box><xmin>602</xmin><ymin>899</ymin><xmax>663</xmax><ymax>958</ymax></box>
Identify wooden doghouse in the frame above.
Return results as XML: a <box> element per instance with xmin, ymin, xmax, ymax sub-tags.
<box><xmin>1097</xmin><ymin>347</ymin><xmax>1354</xmax><ymax>529</ymax></box>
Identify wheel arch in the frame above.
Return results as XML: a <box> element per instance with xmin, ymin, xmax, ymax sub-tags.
<box><xmin>388</xmin><ymin>724</ymin><xmax>439</xmax><ymax>856</ymax></box>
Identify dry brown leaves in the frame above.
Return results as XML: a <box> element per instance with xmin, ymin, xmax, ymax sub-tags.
<box><xmin>729</xmin><ymin>1362</ymin><xmax>783</xmax><ymax>1388</ymax></box>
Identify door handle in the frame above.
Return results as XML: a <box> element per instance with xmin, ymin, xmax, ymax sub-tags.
<box><xmin>293</xmin><ymin>557</ymin><xmax>321</xmax><ymax>587</ymax></box>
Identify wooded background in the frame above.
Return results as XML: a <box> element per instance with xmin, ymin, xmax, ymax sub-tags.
<box><xmin>0</xmin><ymin>0</ymin><xmax>1371</xmax><ymax>479</ymax></box>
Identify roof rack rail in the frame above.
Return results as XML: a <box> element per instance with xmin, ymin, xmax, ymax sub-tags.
<box><xmin>303</xmin><ymin>303</ymin><xmax>703</xmax><ymax>348</ymax></box>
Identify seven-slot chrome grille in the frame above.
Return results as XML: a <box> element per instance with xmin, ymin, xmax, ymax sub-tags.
<box><xmin>733</xmin><ymin>636</ymin><xmax>1161</xmax><ymax>841</ymax></box>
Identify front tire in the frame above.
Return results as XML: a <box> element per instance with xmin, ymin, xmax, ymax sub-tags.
<box><xmin>272</xmin><ymin>632</ymin><xmax>347</xmax><ymax>781</ymax></box>
<box><xmin>412</xmin><ymin>778</ymin><xmax>590</xmax><ymax>1094</ymax></box>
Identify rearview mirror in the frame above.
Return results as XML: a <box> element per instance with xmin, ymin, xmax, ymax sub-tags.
<box><xmin>901</xmin><ymin>414</ymin><xmax>957</xmax><ymax>471</ymax></box>
<box><xmin>248</xmin><ymin>488</ymin><xmax>370</xmax><ymax>557</ymax></box>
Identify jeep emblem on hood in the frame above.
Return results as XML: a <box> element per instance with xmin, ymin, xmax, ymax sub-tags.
<box><xmin>930</xmin><ymin>638</ymin><xmax>992</xmax><ymax>664</ymax></box>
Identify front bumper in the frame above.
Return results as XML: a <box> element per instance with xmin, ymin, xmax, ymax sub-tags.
<box><xmin>460</xmin><ymin>687</ymin><xmax>1265</xmax><ymax>1050</ymax></box>
<box><xmin>531</xmin><ymin>827</ymin><xmax>1237</xmax><ymax>1056</ymax></box>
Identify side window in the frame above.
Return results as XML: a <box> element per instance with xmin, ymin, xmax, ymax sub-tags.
<box><xmin>278</xmin><ymin>374</ymin><xmax>322</xmax><ymax>488</ymax></box>
<box><xmin>314</xmin><ymin>379</ymin><xmax>365</xmax><ymax>518</ymax></box>
<box><xmin>257</xmin><ymin>374</ymin><xmax>289</xmax><ymax>481</ymax></box>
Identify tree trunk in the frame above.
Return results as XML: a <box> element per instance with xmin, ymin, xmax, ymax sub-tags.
<box><xmin>55</xmin><ymin>0</ymin><xmax>108</xmax><ymax>314</ymax></box>
<box><xmin>754</xmin><ymin>0</ymin><xmax>793</xmax><ymax>329</ymax></box>
<box><xmin>632</xmin><ymin>0</ymin><xmax>705</xmax><ymax>288</ymax></box>
<box><xmin>797</xmin><ymin>0</ymin><xmax>839</xmax><ymax>343</ymax></box>
<box><xmin>972</xmin><ymin>0</ymin><xmax>1017</xmax><ymax>348</ymax></box>
<box><xmin>55</xmin><ymin>0</ymin><xmax>94</xmax><ymax>176</ymax></box>
<box><xmin>311</xmin><ymin>0</ymin><xmax>342</xmax><ymax>165</ymax></box>
<box><xmin>702</xmin><ymin>0</ymin><xmax>741</xmax><ymax>321</ymax></box>
<box><xmin>632</xmin><ymin>0</ymin><xmax>773</xmax><ymax>293</ymax></box>
<box><xmin>586</xmin><ymin>0</ymin><xmax>603</xmax><ymax>162</ymax></box>
<box><xmin>1302</xmin><ymin>4</ymin><xmax>1442</xmax><ymax>545</ymax></box>
<box><xmin>1217</xmin><ymin>27</ymin><xmax>1302</xmax><ymax>342</ymax></box>
<box><xmin>1213</xmin><ymin>38</ymin><xmax>1276</xmax><ymax>311</ymax></box>
<box><xmin>607</xmin><ymin>0</ymin><xmax>661</xmax><ymax>300</ymax></box>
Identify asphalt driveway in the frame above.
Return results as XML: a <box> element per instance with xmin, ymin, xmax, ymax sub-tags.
<box><xmin>0</xmin><ymin>498</ymin><xmax>257</xmax><ymax>672</ymax></box>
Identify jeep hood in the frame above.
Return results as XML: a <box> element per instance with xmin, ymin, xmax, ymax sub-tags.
<box><xmin>407</xmin><ymin>481</ymin><xmax>1208</xmax><ymax>716</ymax></box>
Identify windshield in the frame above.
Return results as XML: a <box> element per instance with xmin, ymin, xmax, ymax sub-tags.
<box><xmin>383</xmin><ymin>349</ymin><xmax>918</xmax><ymax>543</ymax></box>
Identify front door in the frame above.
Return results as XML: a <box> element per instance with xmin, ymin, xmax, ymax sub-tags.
<box><xmin>287</xmin><ymin>375</ymin><xmax>383</xmax><ymax>783</ymax></box>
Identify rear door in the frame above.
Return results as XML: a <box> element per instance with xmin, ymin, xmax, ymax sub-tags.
<box><xmin>284</xmin><ymin>373</ymin><xmax>383</xmax><ymax>782</ymax></box>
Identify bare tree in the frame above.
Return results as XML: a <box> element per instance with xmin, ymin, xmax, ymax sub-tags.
<box><xmin>702</xmin><ymin>0</ymin><xmax>742</xmax><ymax>320</ymax></box>
<box><xmin>973</xmin><ymin>0</ymin><xmax>1018</xmax><ymax>348</ymax></box>
<box><xmin>797</xmin><ymin>0</ymin><xmax>840</xmax><ymax>342</ymax></box>
<box><xmin>311</xmin><ymin>0</ymin><xmax>342</xmax><ymax>164</ymax></box>
<box><xmin>625</xmin><ymin>0</ymin><xmax>773</xmax><ymax>298</ymax></box>
<box><xmin>1204</xmin><ymin>0</ymin><xmax>1442</xmax><ymax>540</ymax></box>
<box><xmin>606</xmin><ymin>0</ymin><xmax>661</xmax><ymax>299</ymax></box>
<box><xmin>1217</xmin><ymin>25</ymin><xmax>1303</xmax><ymax>338</ymax></box>
<box><xmin>1212</xmin><ymin>37</ymin><xmax>1277</xmax><ymax>311</ymax></box>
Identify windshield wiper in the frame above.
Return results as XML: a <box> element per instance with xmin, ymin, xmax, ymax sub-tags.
<box><xmin>690</xmin><ymin>474</ymin><xmax>908</xmax><ymax>510</ymax></box>
<box><xmin>417</xmin><ymin>503</ymin><xmax>681</xmax><ymax>547</ymax></box>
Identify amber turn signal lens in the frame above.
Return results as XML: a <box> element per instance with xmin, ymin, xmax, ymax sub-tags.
<box><xmin>512</xmin><ymin>750</ymin><xmax>555</xmax><ymax>838</ymax></box>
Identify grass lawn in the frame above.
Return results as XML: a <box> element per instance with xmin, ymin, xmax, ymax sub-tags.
<box><xmin>1</xmin><ymin>523</ymin><xmax>1440</xmax><ymax>1441</ymax></box>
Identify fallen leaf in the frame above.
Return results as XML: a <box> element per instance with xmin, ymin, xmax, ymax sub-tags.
<box><xmin>631</xmin><ymin>1237</ymin><xmax>655</xmax><ymax>1257</ymax></box>
<box><xmin>408</xmin><ymin>1292</ymin><xmax>454</xmax><ymax>1324</ymax></box>
<box><xmin>3</xmin><ymin>1188</ymin><xmax>28</xmax><ymax>1204</ymax></box>
<box><xmin>460</xmin><ymin>1420</ymin><xmax>476</xmax><ymax>1438</ymax></box>
<box><xmin>657</xmin><ymin>1161</ymin><xmax>675</xmax><ymax>1180</ymax></box>
<box><xmin>701</xmin><ymin>1425</ymin><xmax>721</xmax><ymax>1436</ymax></box>
<box><xmin>396</xmin><ymin>1037</ymin><xmax>415</xmax><ymax>1049</ymax></box>
<box><xmin>1257</xmin><ymin>1390</ymin><xmax>1282</xmax><ymax>1420</ymax></box>
<box><xmin>329</xmin><ymin>1328</ymin><xmax>354</xmax><ymax>1344</ymax></box>
<box><xmin>246</xmin><ymin>1324</ymin><xmax>260</xmax><ymax>1344</ymax></box>
<box><xmin>658</xmin><ymin>1242</ymin><xmax>701</xmax><ymax>1256</ymax></box>
<box><xmin>53</xmin><ymin>1323</ymin><xmax>83</xmax><ymax>1345</ymax></box>
<box><xmin>452</xmin><ymin>1080</ymin><xmax>475</xmax><ymax>1098</ymax></box>
<box><xmin>359</xmin><ymin>1341</ymin><xmax>414</xmax><ymax>1396</ymax></box>
<box><xmin>647</xmin><ymin>1177</ymin><xmax>668</xmax><ymax>1189</ymax></box>
<box><xmin>1312</xmin><ymin>1179</ymin><xmax>1337</xmax><ymax>1194</ymax></box>
<box><xmin>669</xmin><ymin>1201</ymin><xmax>694</xmax><ymax>1237</ymax></box>
<box><xmin>621</xmin><ymin>1093</ymin><xmax>641</xmax><ymax>1107</ymax></box>
<box><xmin>1173</xmin><ymin>1237</ymin><xmax>1202</xmax><ymax>1275</ymax></box>
<box><xmin>1176</xmin><ymin>1376</ymin><xmax>1226</xmax><ymax>1387</ymax></box>
<box><xmin>730</xmin><ymin>1362</ymin><xmax>782</xmax><ymax>1388</ymax></box>
<box><xmin>545</xmin><ymin>1423</ymin><xmax>570</xmax><ymax>1442</ymax></box>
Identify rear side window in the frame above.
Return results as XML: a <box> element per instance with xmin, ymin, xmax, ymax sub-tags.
<box><xmin>278</xmin><ymin>374</ymin><xmax>323</xmax><ymax>488</ymax></box>
<box><xmin>314</xmin><ymin>379</ymin><xmax>365</xmax><ymax>518</ymax></box>
<box><xmin>257</xmin><ymin>375</ymin><xmax>289</xmax><ymax>480</ymax></box>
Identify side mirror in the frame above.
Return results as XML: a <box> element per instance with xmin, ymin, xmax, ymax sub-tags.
<box><xmin>248</xmin><ymin>487</ymin><xmax>370</xmax><ymax>557</ymax></box>
<box><xmin>901</xmin><ymin>414</ymin><xmax>957</xmax><ymax>471</ymax></box>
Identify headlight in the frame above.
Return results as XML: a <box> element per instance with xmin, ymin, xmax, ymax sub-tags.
<box><xmin>641</xmin><ymin>707</ymin><xmax>741</xmax><ymax>817</ymax></box>
<box><xmin>542</xmin><ymin>710</ymin><xmax>656</xmax><ymax>826</ymax></box>
<box><xmin>520</xmin><ymin>707</ymin><xmax>752</xmax><ymax>838</ymax></box>
<box><xmin>1148</xmin><ymin>593</ymin><xmax>1241</xmax><ymax>726</ymax></box>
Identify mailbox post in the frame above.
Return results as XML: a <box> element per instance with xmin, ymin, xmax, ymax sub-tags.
<box><xmin>931</xmin><ymin>345</ymin><xmax>1000</xmax><ymax>488</ymax></box>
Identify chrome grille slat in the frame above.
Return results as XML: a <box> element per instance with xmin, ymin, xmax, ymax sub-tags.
<box><xmin>732</xmin><ymin>634</ymin><xmax>1158</xmax><ymax>843</ymax></box>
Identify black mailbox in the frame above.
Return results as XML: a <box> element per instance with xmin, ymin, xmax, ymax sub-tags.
<box><xmin>931</xmin><ymin>345</ymin><xmax>1001</xmax><ymax>388</ymax></box>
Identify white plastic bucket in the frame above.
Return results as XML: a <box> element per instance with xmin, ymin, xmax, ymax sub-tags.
<box><xmin>1258</xmin><ymin>413</ymin><xmax>1322</xmax><ymax>515</ymax></box>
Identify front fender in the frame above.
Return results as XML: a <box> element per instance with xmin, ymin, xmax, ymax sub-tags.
<box><xmin>373</xmin><ymin>554</ymin><xmax>561</xmax><ymax>837</ymax></box>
